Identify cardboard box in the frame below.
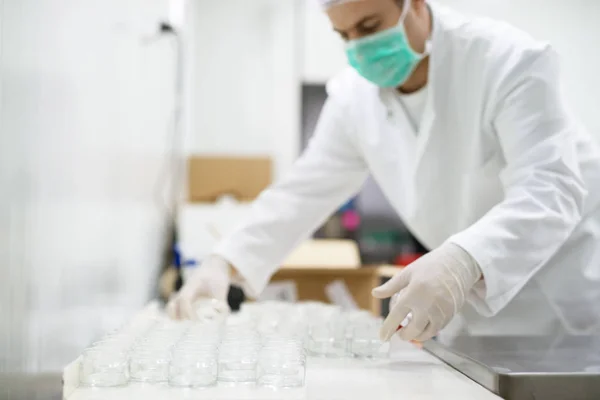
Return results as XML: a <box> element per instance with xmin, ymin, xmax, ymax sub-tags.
<box><xmin>282</xmin><ymin>239</ymin><xmax>361</xmax><ymax>269</ymax></box>
<box><xmin>188</xmin><ymin>156</ymin><xmax>272</xmax><ymax>202</ymax></box>
<box><xmin>271</xmin><ymin>267</ymin><xmax>386</xmax><ymax>315</ymax></box>
<box><xmin>271</xmin><ymin>240</ymin><xmax>393</xmax><ymax>315</ymax></box>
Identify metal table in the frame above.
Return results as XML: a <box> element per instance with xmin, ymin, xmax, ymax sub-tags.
<box><xmin>0</xmin><ymin>373</ymin><xmax>63</xmax><ymax>400</ymax></box>
<box><xmin>424</xmin><ymin>335</ymin><xmax>600</xmax><ymax>400</ymax></box>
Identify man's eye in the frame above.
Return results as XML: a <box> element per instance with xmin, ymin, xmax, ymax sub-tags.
<box><xmin>359</xmin><ymin>24</ymin><xmax>380</xmax><ymax>35</ymax></box>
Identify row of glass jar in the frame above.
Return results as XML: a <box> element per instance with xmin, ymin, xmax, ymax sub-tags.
<box><xmin>79</xmin><ymin>301</ymin><xmax>388</xmax><ymax>389</ymax></box>
<box><xmin>242</xmin><ymin>302</ymin><xmax>390</xmax><ymax>359</ymax></box>
<box><xmin>79</xmin><ymin>320</ymin><xmax>307</xmax><ymax>389</ymax></box>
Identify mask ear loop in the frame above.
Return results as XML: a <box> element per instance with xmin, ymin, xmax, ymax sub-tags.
<box><xmin>424</xmin><ymin>39</ymin><xmax>432</xmax><ymax>55</ymax></box>
<box><xmin>399</xmin><ymin>0</ymin><xmax>412</xmax><ymax>24</ymax></box>
<box><xmin>399</xmin><ymin>0</ymin><xmax>432</xmax><ymax>57</ymax></box>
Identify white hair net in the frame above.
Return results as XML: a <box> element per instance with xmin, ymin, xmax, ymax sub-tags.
<box><xmin>318</xmin><ymin>0</ymin><xmax>363</xmax><ymax>9</ymax></box>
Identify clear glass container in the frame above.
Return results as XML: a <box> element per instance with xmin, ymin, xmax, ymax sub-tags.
<box><xmin>143</xmin><ymin>330</ymin><xmax>185</xmax><ymax>344</ymax></box>
<box><xmin>174</xmin><ymin>339</ymin><xmax>219</xmax><ymax>350</ymax></box>
<box><xmin>307</xmin><ymin>325</ymin><xmax>338</xmax><ymax>357</ymax></box>
<box><xmin>342</xmin><ymin>313</ymin><xmax>382</xmax><ymax>355</ymax></box>
<box><xmin>301</xmin><ymin>303</ymin><xmax>340</xmax><ymax>327</ymax></box>
<box><xmin>223</xmin><ymin>316</ymin><xmax>257</xmax><ymax>335</ymax></box>
<box><xmin>257</xmin><ymin>339</ymin><xmax>306</xmax><ymax>388</ymax></box>
<box><xmin>350</xmin><ymin>324</ymin><xmax>390</xmax><ymax>359</ymax></box>
<box><xmin>183</xmin><ymin>322</ymin><xmax>222</xmax><ymax>344</ymax></box>
<box><xmin>221</xmin><ymin>325</ymin><xmax>261</xmax><ymax>345</ymax></box>
<box><xmin>276</xmin><ymin>318</ymin><xmax>308</xmax><ymax>346</ymax></box>
<box><xmin>168</xmin><ymin>348</ymin><xmax>218</xmax><ymax>388</ymax></box>
<box><xmin>79</xmin><ymin>348</ymin><xmax>129</xmax><ymax>387</ymax></box>
<box><xmin>90</xmin><ymin>338</ymin><xmax>132</xmax><ymax>354</ymax></box>
<box><xmin>129</xmin><ymin>347</ymin><xmax>171</xmax><ymax>383</ymax></box>
<box><xmin>256</xmin><ymin>313</ymin><xmax>281</xmax><ymax>337</ymax></box>
<box><xmin>217</xmin><ymin>339</ymin><xmax>260</xmax><ymax>383</ymax></box>
<box><xmin>331</xmin><ymin>317</ymin><xmax>350</xmax><ymax>357</ymax></box>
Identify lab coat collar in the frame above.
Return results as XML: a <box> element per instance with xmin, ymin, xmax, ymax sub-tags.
<box><xmin>372</xmin><ymin>2</ymin><xmax>462</xmax><ymax>173</ymax></box>
<box><xmin>412</xmin><ymin>2</ymin><xmax>462</xmax><ymax>172</ymax></box>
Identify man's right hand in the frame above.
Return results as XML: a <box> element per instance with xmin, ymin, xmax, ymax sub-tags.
<box><xmin>166</xmin><ymin>255</ymin><xmax>232</xmax><ymax>320</ymax></box>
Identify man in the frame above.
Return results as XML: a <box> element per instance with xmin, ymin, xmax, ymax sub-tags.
<box><xmin>169</xmin><ymin>0</ymin><xmax>600</xmax><ymax>342</ymax></box>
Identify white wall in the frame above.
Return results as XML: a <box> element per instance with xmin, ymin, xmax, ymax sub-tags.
<box><xmin>300</xmin><ymin>0</ymin><xmax>600</xmax><ymax>138</ymax></box>
<box><xmin>301</xmin><ymin>0</ymin><xmax>347</xmax><ymax>84</ymax></box>
<box><xmin>0</xmin><ymin>0</ymin><xmax>176</xmax><ymax>372</ymax></box>
<box><xmin>188</xmin><ymin>0</ymin><xmax>300</xmax><ymax>179</ymax></box>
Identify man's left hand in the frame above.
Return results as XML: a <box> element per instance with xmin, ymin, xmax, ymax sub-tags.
<box><xmin>373</xmin><ymin>243</ymin><xmax>482</xmax><ymax>342</ymax></box>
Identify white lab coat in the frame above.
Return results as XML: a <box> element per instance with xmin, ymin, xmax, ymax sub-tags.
<box><xmin>215</xmin><ymin>3</ymin><xmax>600</xmax><ymax>335</ymax></box>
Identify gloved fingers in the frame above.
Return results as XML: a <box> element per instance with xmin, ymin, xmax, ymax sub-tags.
<box><xmin>211</xmin><ymin>299</ymin><xmax>232</xmax><ymax>316</ymax></box>
<box><xmin>396</xmin><ymin>313</ymin><xmax>429</xmax><ymax>342</ymax></box>
<box><xmin>414</xmin><ymin>321</ymin><xmax>439</xmax><ymax>342</ymax></box>
<box><xmin>213</xmin><ymin>285</ymin><xmax>231</xmax><ymax>303</ymax></box>
<box><xmin>372</xmin><ymin>269</ymin><xmax>411</xmax><ymax>299</ymax></box>
<box><xmin>380</xmin><ymin>300</ymin><xmax>412</xmax><ymax>342</ymax></box>
<box><xmin>180</xmin><ymin>295</ymin><xmax>199</xmax><ymax>321</ymax></box>
<box><xmin>165</xmin><ymin>298</ymin><xmax>179</xmax><ymax>320</ymax></box>
<box><xmin>195</xmin><ymin>305</ymin><xmax>220</xmax><ymax>321</ymax></box>
<box><xmin>194</xmin><ymin>298</ymin><xmax>231</xmax><ymax>320</ymax></box>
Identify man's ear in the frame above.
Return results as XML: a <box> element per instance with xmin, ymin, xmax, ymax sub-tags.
<box><xmin>398</xmin><ymin>0</ymin><xmax>425</xmax><ymax>11</ymax></box>
<box><xmin>411</xmin><ymin>0</ymin><xmax>429</xmax><ymax>15</ymax></box>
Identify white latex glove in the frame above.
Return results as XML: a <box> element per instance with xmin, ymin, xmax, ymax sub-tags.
<box><xmin>166</xmin><ymin>255</ymin><xmax>232</xmax><ymax>320</ymax></box>
<box><xmin>373</xmin><ymin>243</ymin><xmax>482</xmax><ymax>342</ymax></box>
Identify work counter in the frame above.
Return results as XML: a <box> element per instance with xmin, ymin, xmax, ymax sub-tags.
<box><xmin>63</xmin><ymin>343</ymin><xmax>502</xmax><ymax>400</ymax></box>
<box><xmin>3</xmin><ymin>343</ymin><xmax>501</xmax><ymax>400</ymax></box>
<box><xmin>22</xmin><ymin>301</ymin><xmax>600</xmax><ymax>400</ymax></box>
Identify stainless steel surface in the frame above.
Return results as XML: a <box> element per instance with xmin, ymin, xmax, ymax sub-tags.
<box><xmin>0</xmin><ymin>374</ymin><xmax>62</xmax><ymax>400</ymax></box>
<box><xmin>425</xmin><ymin>336</ymin><xmax>600</xmax><ymax>400</ymax></box>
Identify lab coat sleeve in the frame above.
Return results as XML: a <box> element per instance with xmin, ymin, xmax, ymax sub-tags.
<box><xmin>448</xmin><ymin>47</ymin><xmax>587</xmax><ymax>317</ymax></box>
<box><xmin>213</xmin><ymin>97</ymin><xmax>369</xmax><ymax>297</ymax></box>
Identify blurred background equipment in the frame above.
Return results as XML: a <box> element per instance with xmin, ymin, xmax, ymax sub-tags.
<box><xmin>1</xmin><ymin>1</ymin><xmax>599</xmax><ymax>398</ymax></box>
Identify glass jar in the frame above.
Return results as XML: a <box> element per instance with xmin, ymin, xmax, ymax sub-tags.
<box><xmin>184</xmin><ymin>321</ymin><xmax>223</xmax><ymax>344</ymax></box>
<box><xmin>90</xmin><ymin>337</ymin><xmax>132</xmax><ymax>354</ymax></box>
<box><xmin>331</xmin><ymin>317</ymin><xmax>350</xmax><ymax>357</ymax></box>
<box><xmin>168</xmin><ymin>347</ymin><xmax>218</xmax><ymax>388</ymax></box>
<box><xmin>142</xmin><ymin>329</ymin><xmax>185</xmax><ymax>345</ymax></box>
<box><xmin>129</xmin><ymin>346</ymin><xmax>171</xmax><ymax>383</ymax></box>
<box><xmin>217</xmin><ymin>339</ymin><xmax>260</xmax><ymax>383</ymax></box>
<box><xmin>79</xmin><ymin>348</ymin><xmax>129</xmax><ymax>387</ymax></box>
<box><xmin>350</xmin><ymin>324</ymin><xmax>389</xmax><ymax>359</ymax></box>
<box><xmin>276</xmin><ymin>318</ymin><xmax>308</xmax><ymax>346</ymax></box>
<box><xmin>307</xmin><ymin>324</ymin><xmax>337</xmax><ymax>357</ymax></box>
<box><xmin>341</xmin><ymin>312</ymin><xmax>382</xmax><ymax>355</ymax></box>
<box><xmin>257</xmin><ymin>339</ymin><xmax>306</xmax><ymax>388</ymax></box>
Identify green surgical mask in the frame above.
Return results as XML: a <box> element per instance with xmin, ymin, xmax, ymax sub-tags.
<box><xmin>345</xmin><ymin>0</ymin><xmax>428</xmax><ymax>88</ymax></box>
